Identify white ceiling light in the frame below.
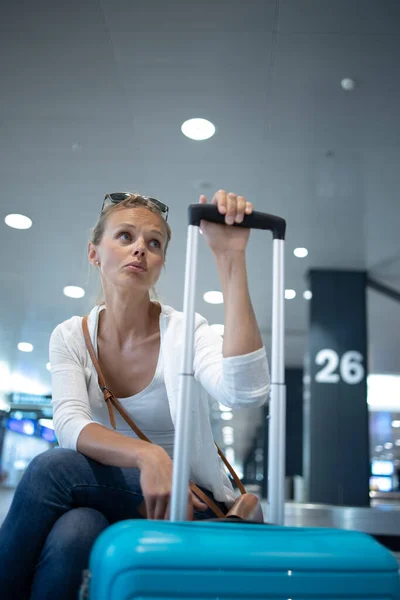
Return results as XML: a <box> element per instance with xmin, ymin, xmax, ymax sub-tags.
<box><xmin>211</xmin><ymin>324</ymin><xmax>224</xmax><ymax>336</ymax></box>
<box><xmin>341</xmin><ymin>78</ymin><xmax>355</xmax><ymax>91</ymax></box>
<box><xmin>392</xmin><ymin>420</ymin><xmax>400</xmax><ymax>428</ymax></box>
<box><xmin>204</xmin><ymin>291</ymin><xmax>223</xmax><ymax>304</ymax></box>
<box><xmin>18</xmin><ymin>342</ymin><xmax>33</xmax><ymax>353</ymax></box>
<box><xmin>46</xmin><ymin>362</ymin><xmax>51</xmax><ymax>371</ymax></box>
<box><xmin>223</xmin><ymin>430</ymin><xmax>234</xmax><ymax>445</ymax></box>
<box><xmin>63</xmin><ymin>285</ymin><xmax>85</xmax><ymax>299</ymax></box>
<box><xmin>303</xmin><ymin>290</ymin><xmax>313</xmax><ymax>300</ymax></box>
<box><xmin>294</xmin><ymin>247</ymin><xmax>308</xmax><ymax>258</ymax></box>
<box><xmin>222</xmin><ymin>426</ymin><xmax>233</xmax><ymax>435</ymax></box>
<box><xmin>285</xmin><ymin>289</ymin><xmax>296</xmax><ymax>300</ymax></box>
<box><xmin>221</xmin><ymin>412</ymin><xmax>233</xmax><ymax>421</ymax></box>
<box><xmin>181</xmin><ymin>118</ymin><xmax>216</xmax><ymax>141</ymax></box>
<box><xmin>218</xmin><ymin>403</ymin><xmax>232</xmax><ymax>412</ymax></box>
<box><xmin>5</xmin><ymin>214</ymin><xmax>32</xmax><ymax>230</ymax></box>
<box><xmin>384</xmin><ymin>442</ymin><xmax>393</xmax><ymax>450</ymax></box>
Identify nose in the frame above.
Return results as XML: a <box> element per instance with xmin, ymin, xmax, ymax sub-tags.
<box><xmin>131</xmin><ymin>239</ymin><xmax>146</xmax><ymax>258</ymax></box>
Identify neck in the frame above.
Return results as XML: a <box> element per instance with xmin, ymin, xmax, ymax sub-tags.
<box><xmin>99</xmin><ymin>289</ymin><xmax>160</xmax><ymax>348</ymax></box>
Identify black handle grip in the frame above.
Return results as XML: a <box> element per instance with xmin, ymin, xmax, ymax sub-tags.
<box><xmin>188</xmin><ymin>204</ymin><xmax>286</xmax><ymax>240</ymax></box>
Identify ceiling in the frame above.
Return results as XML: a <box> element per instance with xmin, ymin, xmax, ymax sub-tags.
<box><xmin>1</xmin><ymin>0</ymin><xmax>400</xmax><ymax>464</ymax></box>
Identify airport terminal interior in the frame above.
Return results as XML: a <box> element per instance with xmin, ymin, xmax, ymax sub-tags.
<box><xmin>1</xmin><ymin>0</ymin><xmax>400</xmax><ymax>597</ymax></box>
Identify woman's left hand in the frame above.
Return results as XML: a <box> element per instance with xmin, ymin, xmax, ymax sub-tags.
<box><xmin>199</xmin><ymin>190</ymin><xmax>253</xmax><ymax>254</ymax></box>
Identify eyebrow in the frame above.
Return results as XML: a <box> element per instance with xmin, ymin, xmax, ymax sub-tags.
<box><xmin>116</xmin><ymin>223</ymin><xmax>164</xmax><ymax>237</ymax></box>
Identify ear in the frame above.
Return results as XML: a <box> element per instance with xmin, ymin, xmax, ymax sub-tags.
<box><xmin>88</xmin><ymin>242</ymin><xmax>99</xmax><ymax>266</ymax></box>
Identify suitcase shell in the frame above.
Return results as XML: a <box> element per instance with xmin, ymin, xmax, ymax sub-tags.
<box><xmin>89</xmin><ymin>520</ymin><xmax>400</xmax><ymax>599</ymax></box>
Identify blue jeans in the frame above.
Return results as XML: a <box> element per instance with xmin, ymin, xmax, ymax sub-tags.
<box><xmin>0</xmin><ymin>447</ymin><xmax>227</xmax><ymax>600</ymax></box>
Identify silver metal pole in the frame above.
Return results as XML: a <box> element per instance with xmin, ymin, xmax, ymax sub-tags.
<box><xmin>170</xmin><ymin>225</ymin><xmax>199</xmax><ymax>521</ymax></box>
<box><xmin>277</xmin><ymin>385</ymin><xmax>286</xmax><ymax>524</ymax></box>
<box><xmin>267</xmin><ymin>238</ymin><xmax>286</xmax><ymax>524</ymax></box>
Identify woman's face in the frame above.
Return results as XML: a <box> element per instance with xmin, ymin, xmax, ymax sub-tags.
<box><xmin>90</xmin><ymin>207</ymin><xmax>167</xmax><ymax>293</ymax></box>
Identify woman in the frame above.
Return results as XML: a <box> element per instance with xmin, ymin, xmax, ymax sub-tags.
<box><xmin>0</xmin><ymin>190</ymin><xmax>270</xmax><ymax>599</ymax></box>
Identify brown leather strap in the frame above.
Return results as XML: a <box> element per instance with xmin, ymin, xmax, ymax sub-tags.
<box><xmin>81</xmin><ymin>315</ymin><xmax>242</xmax><ymax>517</ymax></box>
<box><xmin>215</xmin><ymin>444</ymin><xmax>246</xmax><ymax>494</ymax></box>
<box><xmin>82</xmin><ymin>316</ymin><xmax>116</xmax><ymax>430</ymax></box>
<box><xmin>189</xmin><ymin>482</ymin><xmax>225</xmax><ymax>518</ymax></box>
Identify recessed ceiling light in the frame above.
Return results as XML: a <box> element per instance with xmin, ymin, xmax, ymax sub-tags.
<box><xmin>46</xmin><ymin>362</ymin><xmax>51</xmax><ymax>371</ymax></box>
<box><xmin>5</xmin><ymin>214</ymin><xmax>32</xmax><ymax>230</ymax></box>
<box><xmin>392</xmin><ymin>420</ymin><xmax>400</xmax><ymax>428</ymax></box>
<box><xmin>63</xmin><ymin>286</ymin><xmax>85</xmax><ymax>299</ymax></box>
<box><xmin>218</xmin><ymin>403</ymin><xmax>232</xmax><ymax>412</ymax></box>
<box><xmin>294</xmin><ymin>247</ymin><xmax>308</xmax><ymax>258</ymax></box>
<box><xmin>221</xmin><ymin>412</ymin><xmax>233</xmax><ymax>421</ymax></box>
<box><xmin>285</xmin><ymin>289</ymin><xmax>296</xmax><ymax>300</ymax></box>
<box><xmin>303</xmin><ymin>290</ymin><xmax>312</xmax><ymax>300</ymax></box>
<box><xmin>204</xmin><ymin>291</ymin><xmax>223</xmax><ymax>304</ymax></box>
<box><xmin>341</xmin><ymin>78</ymin><xmax>355</xmax><ymax>91</ymax></box>
<box><xmin>222</xmin><ymin>426</ymin><xmax>234</xmax><ymax>435</ymax></box>
<box><xmin>18</xmin><ymin>342</ymin><xmax>33</xmax><ymax>353</ymax></box>
<box><xmin>181</xmin><ymin>118</ymin><xmax>216</xmax><ymax>141</ymax></box>
<box><xmin>384</xmin><ymin>442</ymin><xmax>393</xmax><ymax>450</ymax></box>
<box><xmin>211</xmin><ymin>324</ymin><xmax>224</xmax><ymax>336</ymax></box>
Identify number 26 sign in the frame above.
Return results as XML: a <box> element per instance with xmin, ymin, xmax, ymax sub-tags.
<box><xmin>315</xmin><ymin>350</ymin><xmax>365</xmax><ymax>385</ymax></box>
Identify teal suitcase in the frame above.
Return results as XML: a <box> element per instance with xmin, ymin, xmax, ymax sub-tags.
<box><xmin>89</xmin><ymin>519</ymin><xmax>400</xmax><ymax>599</ymax></box>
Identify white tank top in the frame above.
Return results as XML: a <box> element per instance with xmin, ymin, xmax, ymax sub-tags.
<box><xmin>93</xmin><ymin>315</ymin><xmax>175</xmax><ymax>459</ymax></box>
<box><xmin>116</xmin><ymin>350</ymin><xmax>175</xmax><ymax>459</ymax></box>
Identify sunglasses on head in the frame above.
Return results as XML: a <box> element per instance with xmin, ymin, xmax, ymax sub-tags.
<box><xmin>102</xmin><ymin>193</ymin><xmax>169</xmax><ymax>221</ymax></box>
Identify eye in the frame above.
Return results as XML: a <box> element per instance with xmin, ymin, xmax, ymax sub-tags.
<box><xmin>149</xmin><ymin>239</ymin><xmax>161</xmax><ymax>249</ymax></box>
<box><xmin>118</xmin><ymin>231</ymin><xmax>132</xmax><ymax>242</ymax></box>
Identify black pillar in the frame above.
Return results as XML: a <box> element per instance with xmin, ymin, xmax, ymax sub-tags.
<box><xmin>285</xmin><ymin>368</ymin><xmax>303</xmax><ymax>477</ymax></box>
<box><xmin>304</xmin><ymin>270</ymin><xmax>370</xmax><ymax>506</ymax></box>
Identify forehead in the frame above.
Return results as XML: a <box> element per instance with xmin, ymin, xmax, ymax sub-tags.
<box><xmin>106</xmin><ymin>206</ymin><xmax>164</xmax><ymax>233</ymax></box>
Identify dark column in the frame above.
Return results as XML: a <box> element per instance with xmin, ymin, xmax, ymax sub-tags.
<box><xmin>285</xmin><ymin>368</ymin><xmax>303</xmax><ymax>478</ymax></box>
<box><xmin>304</xmin><ymin>269</ymin><xmax>370</xmax><ymax>506</ymax></box>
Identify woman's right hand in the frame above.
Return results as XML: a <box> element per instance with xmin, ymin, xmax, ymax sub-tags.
<box><xmin>137</xmin><ymin>444</ymin><xmax>207</xmax><ymax>520</ymax></box>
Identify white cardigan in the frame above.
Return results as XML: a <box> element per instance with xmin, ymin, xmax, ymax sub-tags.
<box><xmin>49</xmin><ymin>304</ymin><xmax>270</xmax><ymax>505</ymax></box>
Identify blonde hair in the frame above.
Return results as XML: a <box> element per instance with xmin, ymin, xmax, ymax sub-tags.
<box><xmin>90</xmin><ymin>194</ymin><xmax>172</xmax><ymax>305</ymax></box>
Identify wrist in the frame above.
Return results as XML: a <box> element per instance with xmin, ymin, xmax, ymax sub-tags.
<box><xmin>135</xmin><ymin>440</ymin><xmax>153</xmax><ymax>469</ymax></box>
<box><xmin>136</xmin><ymin>442</ymin><xmax>166</xmax><ymax>469</ymax></box>
<box><xmin>213</xmin><ymin>248</ymin><xmax>246</xmax><ymax>263</ymax></box>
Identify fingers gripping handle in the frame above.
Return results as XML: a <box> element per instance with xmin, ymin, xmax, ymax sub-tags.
<box><xmin>188</xmin><ymin>204</ymin><xmax>286</xmax><ymax>240</ymax></box>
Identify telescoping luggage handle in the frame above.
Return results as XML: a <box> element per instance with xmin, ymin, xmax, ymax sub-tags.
<box><xmin>170</xmin><ymin>204</ymin><xmax>287</xmax><ymax>525</ymax></box>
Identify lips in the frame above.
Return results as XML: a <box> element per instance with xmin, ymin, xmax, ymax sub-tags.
<box><xmin>126</xmin><ymin>262</ymin><xmax>147</xmax><ymax>272</ymax></box>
